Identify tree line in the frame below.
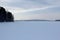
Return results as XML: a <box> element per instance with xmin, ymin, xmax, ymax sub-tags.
<box><xmin>0</xmin><ymin>6</ymin><xmax>14</xmax><ymax>22</ymax></box>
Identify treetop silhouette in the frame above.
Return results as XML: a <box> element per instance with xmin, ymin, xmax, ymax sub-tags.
<box><xmin>0</xmin><ymin>6</ymin><xmax>14</xmax><ymax>22</ymax></box>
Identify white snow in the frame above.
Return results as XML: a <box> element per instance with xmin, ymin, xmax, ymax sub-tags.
<box><xmin>0</xmin><ymin>21</ymin><xmax>60</xmax><ymax>40</ymax></box>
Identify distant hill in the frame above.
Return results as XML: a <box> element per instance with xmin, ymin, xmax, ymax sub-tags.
<box><xmin>55</xmin><ymin>20</ymin><xmax>60</xmax><ymax>21</ymax></box>
<box><xmin>15</xmin><ymin>19</ymin><xmax>55</xmax><ymax>21</ymax></box>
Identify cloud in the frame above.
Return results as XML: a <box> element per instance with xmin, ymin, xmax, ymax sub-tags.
<box><xmin>45</xmin><ymin>0</ymin><xmax>60</xmax><ymax>5</ymax></box>
<box><xmin>7</xmin><ymin>5</ymin><xmax>56</xmax><ymax>14</ymax></box>
<box><xmin>14</xmin><ymin>13</ymin><xmax>60</xmax><ymax>20</ymax></box>
<box><xmin>0</xmin><ymin>0</ymin><xmax>60</xmax><ymax>9</ymax></box>
<box><xmin>0</xmin><ymin>0</ymin><xmax>60</xmax><ymax>20</ymax></box>
<box><xmin>12</xmin><ymin>6</ymin><xmax>60</xmax><ymax>20</ymax></box>
<box><xmin>3</xmin><ymin>5</ymin><xmax>60</xmax><ymax>20</ymax></box>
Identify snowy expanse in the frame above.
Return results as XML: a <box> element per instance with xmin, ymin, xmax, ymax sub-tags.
<box><xmin>0</xmin><ymin>21</ymin><xmax>60</xmax><ymax>40</ymax></box>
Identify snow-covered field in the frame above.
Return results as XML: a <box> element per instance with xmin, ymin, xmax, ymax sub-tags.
<box><xmin>0</xmin><ymin>21</ymin><xmax>60</xmax><ymax>40</ymax></box>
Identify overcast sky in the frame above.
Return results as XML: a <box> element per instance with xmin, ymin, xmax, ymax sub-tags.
<box><xmin>0</xmin><ymin>0</ymin><xmax>60</xmax><ymax>20</ymax></box>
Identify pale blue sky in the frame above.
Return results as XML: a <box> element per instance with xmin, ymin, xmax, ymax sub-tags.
<box><xmin>0</xmin><ymin>0</ymin><xmax>60</xmax><ymax>20</ymax></box>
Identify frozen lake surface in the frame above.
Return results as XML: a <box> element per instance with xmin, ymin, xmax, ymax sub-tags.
<box><xmin>0</xmin><ymin>21</ymin><xmax>60</xmax><ymax>40</ymax></box>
